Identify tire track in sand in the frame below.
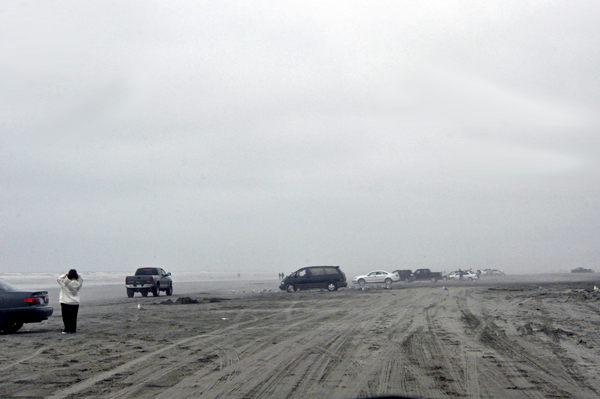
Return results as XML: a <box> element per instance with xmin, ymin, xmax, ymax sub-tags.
<box><xmin>160</xmin><ymin>307</ymin><xmax>364</xmax><ymax>399</ymax></box>
<box><xmin>457</xmin><ymin>291</ymin><xmax>597</xmax><ymax>398</ymax></box>
<box><xmin>48</xmin><ymin>302</ymin><xmax>300</xmax><ymax>399</ymax></box>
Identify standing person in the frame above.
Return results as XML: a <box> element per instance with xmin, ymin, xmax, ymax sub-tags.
<box><xmin>57</xmin><ymin>269</ymin><xmax>83</xmax><ymax>334</ymax></box>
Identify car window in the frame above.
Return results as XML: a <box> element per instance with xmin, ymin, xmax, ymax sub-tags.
<box><xmin>136</xmin><ymin>268</ymin><xmax>158</xmax><ymax>276</ymax></box>
<box><xmin>0</xmin><ymin>281</ymin><xmax>20</xmax><ymax>291</ymax></box>
<box><xmin>310</xmin><ymin>268</ymin><xmax>325</xmax><ymax>275</ymax></box>
<box><xmin>323</xmin><ymin>267</ymin><xmax>340</xmax><ymax>275</ymax></box>
<box><xmin>297</xmin><ymin>269</ymin><xmax>306</xmax><ymax>277</ymax></box>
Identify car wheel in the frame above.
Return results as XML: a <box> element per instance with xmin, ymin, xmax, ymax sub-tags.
<box><xmin>430</xmin><ymin>278</ymin><xmax>438</xmax><ymax>283</ymax></box>
<box><xmin>384</xmin><ymin>278</ymin><xmax>392</xmax><ymax>286</ymax></box>
<box><xmin>327</xmin><ymin>282</ymin><xmax>337</xmax><ymax>292</ymax></box>
<box><xmin>152</xmin><ymin>285</ymin><xmax>160</xmax><ymax>297</ymax></box>
<box><xmin>1</xmin><ymin>321</ymin><xmax>24</xmax><ymax>334</ymax></box>
<box><xmin>127</xmin><ymin>288</ymin><xmax>134</xmax><ymax>298</ymax></box>
<box><xmin>358</xmin><ymin>279</ymin><xmax>366</xmax><ymax>287</ymax></box>
<box><xmin>141</xmin><ymin>290</ymin><xmax>148</xmax><ymax>297</ymax></box>
<box><xmin>286</xmin><ymin>284</ymin><xmax>296</xmax><ymax>293</ymax></box>
<box><xmin>468</xmin><ymin>277</ymin><xmax>473</xmax><ymax>281</ymax></box>
<box><xmin>166</xmin><ymin>283</ymin><xmax>173</xmax><ymax>296</ymax></box>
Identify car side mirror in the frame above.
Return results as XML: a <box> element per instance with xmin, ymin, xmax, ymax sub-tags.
<box><xmin>166</xmin><ymin>272</ymin><xmax>171</xmax><ymax>276</ymax></box>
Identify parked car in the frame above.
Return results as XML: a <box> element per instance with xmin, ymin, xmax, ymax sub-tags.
<box><xmin>571</xmin><ymin>267</ymin><xmax>594</xmax><ymax>273</ymax></box>
<box><xmin>412</xmin><ymin>268</ymin><xmax>443</xmax><ymax>283</ymax></box>
<box><xmin>446</xmin><ymin>270</ymin><xmax>479</xmax><ymax>281</ymax></box>
<box><xmin>0</xmin><ymin>281</ymin><xmax>53</xmax><ymax>333</ymax></box>
<box><xmin>125</xmin><ymin>268</ymin><xmax>173</xmax><ymax>297</ymax></box>
<box><xmin>352</xmin><ymin>270</ymin><xmax>400</xmax><ymax>287</ymax></box>
<box><xmin>392</xmin><ymin>269</ymin><xmax>415</xmax><ymax>283</ymax></box>
<box><xmin>280</xmin><ymin>266</ymin><xmax>347</xmax><ymax>292</ymax></box>
<box><xmin>482</xmin><ymin>268</ymin><xmax>505</xmax><ymax>276</ymax></box>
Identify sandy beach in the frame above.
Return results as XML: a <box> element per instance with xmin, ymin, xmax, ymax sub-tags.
<box><xmin>2</xmin><ymin>275</ymin><xmax>600</xmax><ymax>398</ymax></box>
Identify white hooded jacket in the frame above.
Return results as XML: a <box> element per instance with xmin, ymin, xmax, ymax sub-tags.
<box><xmin>57</xmin><ymin>274</ymin><xmax>83</xmax><ymax>304</ymax></box>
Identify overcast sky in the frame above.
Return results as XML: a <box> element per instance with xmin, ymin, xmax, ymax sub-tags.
<box><xmin>2</xmin><ymin>1</ymin><xmax>599</xmax><ymax>275</ymax></box>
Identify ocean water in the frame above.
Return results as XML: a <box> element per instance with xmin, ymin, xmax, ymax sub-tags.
<box><xmin>1</xmin><ymin>271</ymin><xmax>280</xmax><ymax>304</ymax></box>
<box><xmin>1</xmin><ymin>272</ymin><xmax>127</xmax><ymax>290</ymax></box>
<box><xmin>1</xmin><ymin>271</ymin><xmax>279</xmax><ymax>289</ymax></box>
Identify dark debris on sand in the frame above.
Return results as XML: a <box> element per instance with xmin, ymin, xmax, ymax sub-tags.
<box><xmin>159</xmin><ymin>297</ymin><xmax>229</xmax><ymax>305</ymax></box>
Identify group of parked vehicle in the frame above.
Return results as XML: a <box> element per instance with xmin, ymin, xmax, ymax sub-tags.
<box><xmin>0</xmin><ymin>264</ymin><xmax>508</xmax><ymax>333</ymax></box>
<box><xmin>277</xmin><ymin>266</ymin><xmax>449</xmax><ymax>292</ymax></box>
<box><xmin>277</xmin><ymin>265</ymin><xmax>510</xmax><ymax>293</ymax></box>
<box><xmin>352</xmin><ymin>268</ymin><xmax>444</xmax><ymax>286</ymax></box>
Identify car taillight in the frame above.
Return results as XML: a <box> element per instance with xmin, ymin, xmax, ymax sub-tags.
<box><xmin>149</xmin><ymin>277</ymin><xmax>154</xmax><ymax>282</ymax></box>
<box><xmin>24</xmin><ymin>297</ymin><xmax>41</xmax><ymax>304</ymax></box>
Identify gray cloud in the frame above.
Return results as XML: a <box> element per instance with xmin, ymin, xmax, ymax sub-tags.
<box><xmin>2</xmin><ymin>1</ymin><xmax>599</xmax><ymax>275</ymax></box>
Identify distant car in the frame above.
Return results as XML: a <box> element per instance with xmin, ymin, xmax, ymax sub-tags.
<box><xmin>445</xmin><ymin>271</ymin><xmax>458</xmax><ymax>280</ymax></box>
<box><xmin>571</xmin><ymin>267</ymin><xmax>594</xmax><ymax>273</ymax></box>
<box><xmin>0</xmin><ymin>281</ymin><xmax>53</xmax><ymax>333</ymax></box>
<box><xmin>352</xmin><ymin>270</ymin><xmax>400</xmax><ymax>287</ymax></box>
<box><xmin>280</xmin><ymin>266</ymin><xmax>348</xmax><ymax>292</ymax></box>
<box><xmin>411</xmin><ymin>268</ymin><xmax>443</xmax><ymax>283</ymax></box>
<box><xmin>482</xmin><ymin>269</ymin><xmax>505</xmax><ymax>276</ymax></box>
<box><xmin>446</xmin><ymin>271</ymin><xmax>479</xmax><ymax>281</ymax></box>
<box><xmin>125</xmin><ymin>267</ymin><xmax>173</xmax><ymax>297</ymax></box>
<box><xmin>392</xmin><ymin>269</ymin><xmax>415</xmax><ymax>283</ymax></box>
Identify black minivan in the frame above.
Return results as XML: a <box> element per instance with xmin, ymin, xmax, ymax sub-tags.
<box><xmin>280</xmin><ymin>266</ymin><xmax>348</xmax><ymax>292</ymax></box>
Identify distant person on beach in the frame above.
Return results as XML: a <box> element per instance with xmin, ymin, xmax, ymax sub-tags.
<box><xmin>57</xmin><ymin>269</ymin><xmax>83</xmax><ymax>334</ymax></box>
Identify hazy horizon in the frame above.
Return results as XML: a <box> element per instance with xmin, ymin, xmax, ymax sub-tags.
<box><xmin>2</xmin><ymin>2</ymin><xmax>599</xmax><ymax>275</ymax></box>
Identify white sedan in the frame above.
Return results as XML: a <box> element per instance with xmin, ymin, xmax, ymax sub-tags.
<box><xmin>352</xmin><ymin>270</ymin><xmax>400</xmax><ymax>287</ymax></box>
<box><xmin>446</xmin><ymin>270</ymin><xmax>479</xmax><ymax>281</ymax></box>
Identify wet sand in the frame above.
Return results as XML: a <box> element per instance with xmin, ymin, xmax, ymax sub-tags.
<box><xmin>2</xmin><ymin>274</ymin><xmax>600</xmax><ymax>398</ymax></box>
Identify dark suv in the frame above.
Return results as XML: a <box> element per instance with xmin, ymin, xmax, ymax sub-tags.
<box><xmin>392</xmin><ymin>269</ymin><xmax>415</xmax><ymax>283</ymax></box>
<box><xmin>280</xmin><ymin>266</ymin><xmax>348</xmax><ymax>292</ymax></box>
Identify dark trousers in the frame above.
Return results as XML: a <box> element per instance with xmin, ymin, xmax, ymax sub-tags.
<box><xmin>61</xmin><ymin>303</ymin><xmax>79</xmax><ymax>333</ymax></box>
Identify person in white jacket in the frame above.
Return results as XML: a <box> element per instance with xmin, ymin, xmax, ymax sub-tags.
<box><xmin>57</xmin><ymin>269</ymin><xmax>83</xmax><ymax>334</ymax></box>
